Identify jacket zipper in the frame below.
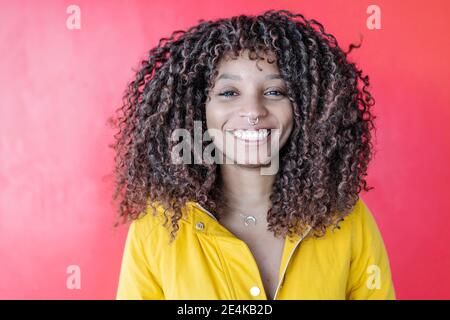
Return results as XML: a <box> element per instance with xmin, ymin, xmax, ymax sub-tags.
<box><xmin>273</xmin><ymin>225</ymin><xmax>312</xmax><ymax>300</ymax></box>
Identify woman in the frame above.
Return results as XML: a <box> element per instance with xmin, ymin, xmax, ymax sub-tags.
<box><xmin>110</xmin><ymin>9</ymin><xmax>396</xmax><ymax>300</ymax></box>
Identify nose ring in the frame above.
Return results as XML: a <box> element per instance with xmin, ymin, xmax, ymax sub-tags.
<box><xmin>247</xmin><ymin>116</ymin><xmax>259</xmax><ymax>126</ymax></box>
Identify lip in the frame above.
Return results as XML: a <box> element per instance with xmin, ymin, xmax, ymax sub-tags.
<box><xmin>225</xmin><ymin>125</ymin><xmax>277</xmax><ymax>131</ymax></box>
<box><xmin>224</xmin><ymin>128</ymin><xmax>275</xmax><ymax>146</ymax></box>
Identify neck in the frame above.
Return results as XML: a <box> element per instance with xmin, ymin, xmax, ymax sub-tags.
<box><xmin>219</xmin><ymin>164</ymin><xmax>276</xmax><ymax>215</ymax></box>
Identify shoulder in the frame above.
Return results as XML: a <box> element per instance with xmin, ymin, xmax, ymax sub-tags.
<box><xmin>347</xmin><ymin>197</ymin><xmax>383</xmax><ymax>241</ymax></box>
<box><xmin>128</xmin><ymin>200</ymin><xmax>192</xmax><ymax>242</ymax></box>
<box><xmin>343</xmin><ymin>197</ymin><xmax>390</xmax><ymax>263</ymax></box>
<box><xmin>342</xmin><ymin>198</ymin><xmax>396</xmax><ymax>299</ymax></box>
<box><xmin>127</xmin><ymin>202</ymin><xmax>169</xmax><ymax>240</ymax></box>
<box><xmin>316</xmin><ymin>197</ymin><xmax>375</xmax><ymax>238</ymax></box>
<box><xmin>308</xmin><ymin>197</ymin><xmax>383</xmax><ymax>253</ymax></box>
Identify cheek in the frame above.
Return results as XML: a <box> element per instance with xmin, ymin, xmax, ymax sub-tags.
<box><xmin>205</xmin><ymin>104</ymin><xmax>231</xmax><ymax>131</ymax></box>
<box><xmin>286</xmin><ymin>111</ymin><xmax>294</xmax><ymax>133</ymax></box>
<box><xmin>276</xmin><ymin>104</ymin><xmax>295</xmax><ymax>146</ymax></box>
<box><xmin>205</xmin><ymin>104</ymin><xmax>221</xmax><ymax>130</ymax></box>
<box><xmin>205</xmin><ymin>105</ymin><xmax>226</xmax><ymax>149</ymax></box>
<box><xmin>276</xmin><ymin>104</ymin><xmax>294</xmax><ymax>131</ymax></box>
<box><xmin>205</xmin><ymin>105</ymin><xmax>224</xmax><ymax>151</ymax></box>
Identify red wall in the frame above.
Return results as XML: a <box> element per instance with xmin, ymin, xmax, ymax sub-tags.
<box><xmin>1</xmin><ymin>0</ymin><xmax>449</xmax><ymax>299</ymax></box>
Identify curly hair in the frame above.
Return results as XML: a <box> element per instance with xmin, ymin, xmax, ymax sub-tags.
<box><xmin>108</xmin><ymin>9</ymin><xmax>376</xmax><ymax>243</ymax></box>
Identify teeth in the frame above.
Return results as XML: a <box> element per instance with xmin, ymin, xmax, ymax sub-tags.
<box><xmin>232</xmin><ymin>129</ymin><xmax>270</xmax><ymax>141</ymax></box>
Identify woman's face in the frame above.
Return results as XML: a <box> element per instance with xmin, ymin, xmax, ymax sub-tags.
<box><xmin>205</xmin><ymin>50</ymin><xmax>294</xmax><ymax>167</ymax></box>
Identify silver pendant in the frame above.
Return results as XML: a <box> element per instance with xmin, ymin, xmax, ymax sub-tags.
<box><xmin>240</xmin><ymin>214</ymin><xmax>257</xmax><ymax>227</ymax></box>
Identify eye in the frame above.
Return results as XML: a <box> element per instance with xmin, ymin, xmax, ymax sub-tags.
<box><xmin>265</xmin><ymin>90</ymin><xmax>286</xmax><ymax>97</ymax></box>
<box><xmin>218</xmin><ymin>90</ymin><xmax>238</xmax><ymax>98</ymax></box>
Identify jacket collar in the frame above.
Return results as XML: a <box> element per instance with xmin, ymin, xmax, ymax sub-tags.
<box><xmin>185</xmin><ymin>201</ymin><xmax>312</xmax><ymax>243</ymax></box>
<box><xmin>184</xmin><ymin>201</ymin><xmax>238</xmax><ymax>239</ymax></box>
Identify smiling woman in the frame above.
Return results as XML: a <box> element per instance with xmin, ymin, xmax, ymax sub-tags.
<box><xmin>109</xmin><ymin>9</ymin><xmax>396</xmax><ymax>300</ymax></box>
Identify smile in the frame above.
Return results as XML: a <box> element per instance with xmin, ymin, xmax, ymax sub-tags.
<box><xmin>232</xmin><ymin>129</ymin><xmax>270</xmax><ymax>141</ymax></box>
<box><xmin>225</xmin><ymin>129</ymin><xmax>274</xmax><ymax>144</ymax></box>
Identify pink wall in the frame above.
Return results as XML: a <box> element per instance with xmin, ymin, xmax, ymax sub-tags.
<box><xmin>0</xmin><ymin>0</ymin><xmax>449</xmax><ymax>299</ymax></box>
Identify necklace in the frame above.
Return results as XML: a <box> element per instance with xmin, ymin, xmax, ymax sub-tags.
<box><xmin>238</xmin><ymin>213</ymin><xmax>259</xmax><ymax>227</ymax></box>
<box><xmin>222</xmin><ymin>203</ymin><xmax>267</xmax><ymax>227</ymax></box>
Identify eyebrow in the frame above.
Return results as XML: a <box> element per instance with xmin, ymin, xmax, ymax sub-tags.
<box><xmin>216</xmin><ymin>73</ymin><xmax>283</xmax><ymax>81</ymax></box>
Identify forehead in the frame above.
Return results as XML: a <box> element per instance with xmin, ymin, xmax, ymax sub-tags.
<box><xmin>215</xmin><ymin>49</ymin><xmax>279</xmax><ymax>74</ymax></box>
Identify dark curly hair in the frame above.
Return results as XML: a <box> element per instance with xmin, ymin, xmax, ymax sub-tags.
<box><xmin>108</xmin><ymin>9</ymin><xmax>376</xmax><ymax>243</ymax></box>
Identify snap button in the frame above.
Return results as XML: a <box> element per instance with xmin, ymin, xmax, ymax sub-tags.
<box><xmin>195</xmin><ymin>222</ymin><xmax>205</xmax><ymax>231</ymax></box>
<box><xmin>250</xmin><ymin>286</ymin><xmax>260</xmax><ymax>296</ymax></box>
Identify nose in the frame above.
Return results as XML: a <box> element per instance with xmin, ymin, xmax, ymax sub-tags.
<box><xmin>238</xmin><ymin>100</ymin><xmax>269</xmax><ymax>122</ymax></box>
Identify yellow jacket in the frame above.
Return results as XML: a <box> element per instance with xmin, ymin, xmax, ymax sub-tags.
<box><xmin>116</xmin><ymin>197</ymin><xmax>396</xmax><ymax>300</ymax></box>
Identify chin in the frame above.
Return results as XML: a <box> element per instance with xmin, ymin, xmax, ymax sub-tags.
<box><xmin>226</xmin><ymin>155</ymin><xmax>276</xmax><ymax>167</ymax></box>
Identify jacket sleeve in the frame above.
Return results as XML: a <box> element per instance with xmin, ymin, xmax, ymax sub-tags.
<box><xmin>116</xmin><ymin>219</ymin><xmax>165</xmax><ymax>300</ymax></box>
<box><xmin>346</xmin><ymin>199</ymin><xmax>396</xmax><ymax>300</ymax></box>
